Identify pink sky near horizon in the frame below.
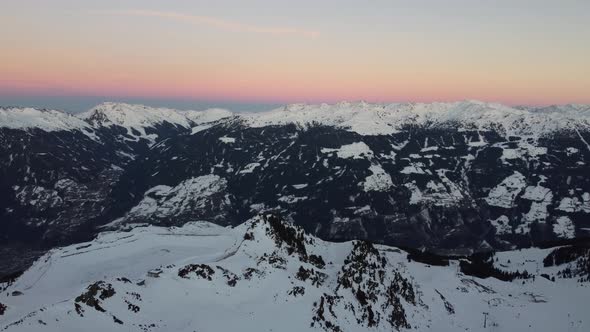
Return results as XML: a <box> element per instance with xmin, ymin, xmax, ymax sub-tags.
<box><xmin>1</xmin><ymin>1</ymin><xmax>589</xmax><ymax>106</ymax></box>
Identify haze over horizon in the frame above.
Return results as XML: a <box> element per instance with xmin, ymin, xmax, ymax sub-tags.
<box><xmin>1</xmin><ymin>0</ymin><xmax>589</xmax><ymax>110</ymax></box>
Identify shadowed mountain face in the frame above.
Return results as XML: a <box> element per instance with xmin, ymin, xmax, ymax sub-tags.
<box><xmin>2</xmin><ymin>101</ymin><xmax>590</xmax><ymax>274</ymax></box>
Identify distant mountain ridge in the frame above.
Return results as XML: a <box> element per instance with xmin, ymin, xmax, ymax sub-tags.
<box><xmin>3</xmin><ymin>100</ymin><xmax>590</xmax><ymax>137</ymax></box>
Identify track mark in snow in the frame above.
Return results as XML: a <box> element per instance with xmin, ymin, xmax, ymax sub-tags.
<box><xmin>576</xmin><ymin>129</ymin><xmax>590</xmax><ymax>151</ymax></box>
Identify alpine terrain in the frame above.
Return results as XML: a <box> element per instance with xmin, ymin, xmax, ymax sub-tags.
<box><xmin>0</xmin><ymin>215</ymin><xmax>588</xmax><ymax>331</ymax></box>
<box><xmin>1</xmin><ymin>101</ymin><xmax>590</xmax><ymax>330</ymax></box>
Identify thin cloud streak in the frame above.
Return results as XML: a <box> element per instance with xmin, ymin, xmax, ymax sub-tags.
<box><xmin>97</xmin><ymin>9</ymin><xmax>320</xmax><ymax>38</ymax></box>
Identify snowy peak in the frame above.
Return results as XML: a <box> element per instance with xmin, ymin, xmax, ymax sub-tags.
<box><xmin>76</xmin><ymin>103</ymin><xmax>236</xmax><ymax>141</ymax></box>
<box><xmin>517</xmin><ymin>103</ymin><xmax>590</xmax><ymax>114</ymax></box>
<box><xmin>0</xmin><ymin>103</ymin><xmax>234</xmax><ymax>135</ymax></box>
<box><xmin>4</xmin><ymin>101</ymin><xmax>590</xmax><ymax>138</ymax></box>
<box><xmin>0</xmin><ymin>106</ymin><xmax>92</xmax><ymax>133</ymax></box>
<box><xmin>180</xmin><ymin>108</ymin><xmax>233</xmax><ymax>125</ymax></box>
<box><xmin>241</xmin><ymin>214</ymin><xmax>321</xmax><ymax>263</ymax></box>
<box><xmin>244</xmin><ymin>100</ymin><xmax>590</xmax><ymax>136</ymax></box>
<box><xmin>78</xmin><ymin>103</ymin><xmax>192</xmax><ymax>129</ymax></box>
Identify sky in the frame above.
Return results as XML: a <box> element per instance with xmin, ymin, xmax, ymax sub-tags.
<box><xmin>1</xmin><ymin>0</ymin><xmax>589</xmax><ymax>112</ymax></box>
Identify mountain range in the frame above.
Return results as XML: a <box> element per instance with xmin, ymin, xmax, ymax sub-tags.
<box><xmin>1</xmin><ymin>100</ymin><xmax>590</xmax><ymax>277</ymax></box>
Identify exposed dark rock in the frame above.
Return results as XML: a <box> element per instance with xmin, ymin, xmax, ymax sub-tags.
<box><xmin>125</xmin><ymin>300</ymin><xmax>140</xmax><ymax>313</ymax></box>
<box><xmin>334</xmin><ymin>240</ymin><xmax>415</xmax><ymax>330</ymax></box>
<box><xmin>74</xmin><ymin>281</ymin><xmax>116</xmax><ymax>314</ymax></box>
<box><xmin>264</xmin><ymin>214</ymin><xmax>308</xmax><ymax>258</ymax></box>
<box><xmin>178</xmin><ymin>264</ymin><xmax>215</xmax><ymax>280</ymax></box>
<box><xmin>308</xmin><ymin>254</ymin><xmax>326</xmax><ymax>269</ymax></box>
<box><xmin>216</xmin><ymin>266</ymin><xmax>240</xmax><ymax>287</ymax></box>
<box><xmin>312</xmin><ymin>294</ymin><xmax>343</xmax><ymax>332</ymax></box>
<box><xmin>258</xmin><ymin>252</ymin><xmax>287</xmax><ymax>269</ymax></box>
<box><xmin>436</xmin><ymin>289</ymin><xmax>455</xmax><ymax>314</ymax></box>
<box><xmin>243</xmin><ymin>232</ymin><xmax>254</xmax><ymax>241</ymax></box>
<box><xmin>296</xmin><ymin>266</ymin><xmax>327</xmax><ymax>287</ymax></box>
<box><xmin>289</xmin><ymin>286</ymin><xmax>305</xmax><ymax>297</ymax></box>
<box><xmin>242</xmin><ymin>267</ymin><xmax>264</xmax><ymax>280</ymax></box>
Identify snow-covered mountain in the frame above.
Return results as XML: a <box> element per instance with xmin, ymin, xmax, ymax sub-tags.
<box><xmin>4</xmin><ymin>101</ymin><xmax>590</xmax><ymax>139</ymax></box>
<box><xmin>180</xmin><ymin>108</ymin><xmax>234</xmax><ymax>125</ymax></box>
<box><xmin>243</xmin><ymin>101</ymin><xmax>590</xmax><ymax>137</ymax></box>
<box><xmin>5</xmin><ymin>101</ymin><xmax>590</xmax><ymax>138</ymax></box>
<box><xmin>1</xmin><ymin>215</ymin><xmax>588</xmax><ymax>331</ymax></box>
<box><xmin>2</xmin><ymin>100</ymin><xmax>590</xmax><ymax>278</ymax></box>
<box><xmin>80</xmin><ymin>102</ymin><xmax>192</xmax><ymax>129</ymax></box>
<box><xmin>0</xmin><ymin>106</ymin><xmax>95</xmax><ymax>136</ymax></box>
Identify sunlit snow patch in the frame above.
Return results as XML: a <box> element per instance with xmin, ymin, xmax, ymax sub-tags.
<box><xmin>361</xmin><ymin>164</ymin><xmax>393</xmax><ymax>192</ymax></box>
<box><xmin>485</xmin><ymin>171</ymin><xmax>526</xmax><ymax>208</ymax></box>
<box><xmin>321</xmin><ymin>142</ymin><xmax>374</xmax><ymax>159</ymax></box>
<box><xmin>490</xmin><ymin>215</ymin><xmax>512</xmax><ymax>235</ymax></box>
<box><xmin>553</xmin><ymin>216</ymin><xmax>575</xmax><ymax>239</ymax></box>
<box><xmin>239</xmin><ymin>163</ymin><xmax>261</xmax><ymax>174</ymax></box>
<box><xmin>219</xmin><ymin>136</ymin><xmax>236</xmax><ymax>144</ymax></box>
<box><xmin>557</xmin><ymin>193</ymin><xmax>590</xmax><ymax>213</ymax></box>
<box><xmin>125</xmin><ymin>175</ymin><xmax>227</xmax><ymax>219</ymax></box>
